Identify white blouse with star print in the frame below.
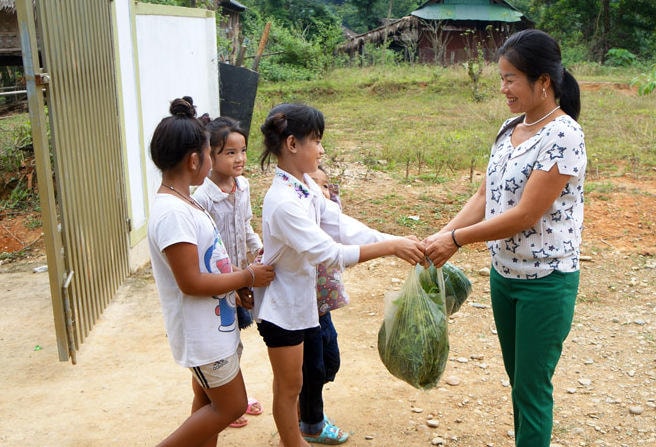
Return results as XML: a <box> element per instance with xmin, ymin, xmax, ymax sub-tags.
<box><xmin>485</xmin><ymin>115</ymin><xmax>586</xmax><ymax>279</ymax></box>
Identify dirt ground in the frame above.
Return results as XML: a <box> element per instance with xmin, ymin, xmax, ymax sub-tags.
<box><xmin>1</xmin><ymin>166</ymin><xmax>655</xmax><ymax>447</ymax></box>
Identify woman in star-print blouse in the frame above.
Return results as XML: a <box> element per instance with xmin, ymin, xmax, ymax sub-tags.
<box><xmin>425</xmin><ymin>30</ymin><xmax>586</xmax><ymax>447</ymax></box>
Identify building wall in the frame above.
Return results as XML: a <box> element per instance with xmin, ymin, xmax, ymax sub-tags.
<box><xmin>0</xmin><ymin>9</ymin><xmax>21</xmax><ymax>64</ymax></box>
<box><xmin>0</xmin><ymin>10</ymin><xmax>18</xmax><ymax>47</ymax></box>
<box><xmin>112</xmin><ymin>1</ymin><xmax>219</xmax><ymax>270</ymax></box>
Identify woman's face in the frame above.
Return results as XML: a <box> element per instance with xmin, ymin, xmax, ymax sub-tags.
<box><xmin>498</xmin><ymin>56</ymin><xmax>542</xmax><ymax>115</ymax></box>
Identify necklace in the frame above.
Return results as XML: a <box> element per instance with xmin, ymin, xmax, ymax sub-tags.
<box><xmin>523</xmin><ymin>106</ymin><xmax>561</xmax><ymax>127</ymax></box>
<box><xmin>162</xmin><ymin>183</ymin><xmax>202</xmax><ymax>209</ymax></box>
<box><xmin>162</xmin><ymin>183</ymin><xmax>217</xmax><ymax>230</ymax></box>
<box><xmin>220</xmin><ymin>179</ymin><xmax>237</xmax><ymax>194</ymax></box>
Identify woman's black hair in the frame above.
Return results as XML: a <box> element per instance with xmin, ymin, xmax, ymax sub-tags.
<box><xmin>259</xmin><ymin>103</ymin><xmax>325</xmax><ymax>170</ymax></box>
<box><xmin>205</xmin><ymin>115</ymin><xmax>248</xmax><ymax>155</ymax></box>
<box><xmin>495</xmin><ymin>29</ymin><xmax>581</xmax><ymax>141</ymax></box>
<box><xmin>150</xmin><ymin>96</ymin><xmax>208</xmax><ymax>171</ymax></box>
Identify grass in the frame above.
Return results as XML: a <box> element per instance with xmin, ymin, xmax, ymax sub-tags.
<box><xmin>1</xmin><ymin>63</ymin><xmax>654</xmax><ymax>214</ymax></box>
<box><xmin>250</xmin><ymin>63</ymin><xmax>656</xmax><ymax>182</ymax></box>
<box><xmin>0</xmin><ymin>248</ymin><xmax>30</xmax><ymax>262</ymax></box>
<box><xmin>0</xmin><ymin>114</ymin><xmax>30</xmax><ymax>174</ymax></box>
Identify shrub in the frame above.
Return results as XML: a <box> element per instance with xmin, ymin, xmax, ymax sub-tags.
<box><xmin>605</xmin><ymin>48</ymin><xmax>638</xmax><ymax>67</ymax></box>
<box><xmin>631</xmin><ymin>64</ymin><xmax>656</xmax><ymax>95</ymax></box>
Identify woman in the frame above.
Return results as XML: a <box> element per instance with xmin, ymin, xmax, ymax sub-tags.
<box><xmin>424</xmin><ymin>29</ymin><xmax>586</xmax><ymax>447</ymax></box>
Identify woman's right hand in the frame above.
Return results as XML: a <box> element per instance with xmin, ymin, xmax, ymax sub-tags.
<box><xmin>249</xmin><ymin>263</ymin><xmax>275</xmax><ymax>287</ymax></box>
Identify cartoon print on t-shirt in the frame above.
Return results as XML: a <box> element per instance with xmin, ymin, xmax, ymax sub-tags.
<box><xmin>203</xmin><ymin>235</ymin><xmax>237</xmax><ymax>332</ymax></box>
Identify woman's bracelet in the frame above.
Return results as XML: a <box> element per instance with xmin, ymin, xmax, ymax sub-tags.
<box><xmin>451</xmin><ymin>229</ymin><xmax>462</xmax><ymax>249</ymax></box>
<box><xmin>246</xmin><ymin>264</ymin><xmax>255</xmax><ymax>288</ymax></box>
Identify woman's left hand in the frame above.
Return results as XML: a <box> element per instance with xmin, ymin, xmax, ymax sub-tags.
<box><xmin>423</xmin><ymin>231</ymin><xmax>458</xmax><ymax>268</ymax></box>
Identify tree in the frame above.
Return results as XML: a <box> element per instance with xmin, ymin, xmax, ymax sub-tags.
<box><xmin>530</xmin><ymin>0</ymin><xmax>656</xmax><ymax>62</ymax></box>
<box><xmin>345</xmin><ymin>0</ymin><xmax>421</xmax><ymax>33</ymax></box>
<box><xmin>420</xmin><ymin>19</ymin><xmax>453</xmax><ymax>65</ymax></box>
<box><xmin>611</xmin><ymin>0</ymin><xmax>656</xmax><ymax>58</ymax></box>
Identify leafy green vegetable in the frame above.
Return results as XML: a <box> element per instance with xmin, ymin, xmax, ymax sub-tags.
<box><xmin>418</xmin><ymin>262</ymin><xmax>472</xmax><ymax>315</ymax></box>
<box><xmin>377</xmin><ymin>265</ymin><xmax>449</xmax><ymax>390</ymax></box>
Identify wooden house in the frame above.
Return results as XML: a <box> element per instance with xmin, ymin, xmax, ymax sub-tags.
<box><xmin>341</xmin><ymin>0</ymin><xmax>534</xmax><ymax>65</ymax></box>
<box><xmin>0</xmin><ymin>0</ymin><xmax>22</xmax><ymax>66</ymax></box>
<box><xmin>217</xmin><ymin>0</ymin><xmax>246</xmax><ymax>64</ymax></box>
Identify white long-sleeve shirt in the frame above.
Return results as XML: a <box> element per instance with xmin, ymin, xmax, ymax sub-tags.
<box><xmin>193</xmin><ymin>175</ymin><xmax>263</xmax><ymax>270</ymax></box>
<box><xmin>253</xmin><ymin>167</ymin><xmax>394</xmax><ymax>330</ymax></box>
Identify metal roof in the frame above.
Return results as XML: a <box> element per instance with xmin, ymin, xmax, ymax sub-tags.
<box><xmin>412</xmin><ymin>1</ymin><xmax>524</xmax><ymax>22</ymax></box>
<box><xmin>219</xmin><ymin>0</ymin><xmax>246</xmax><ymax>12</ymax></box>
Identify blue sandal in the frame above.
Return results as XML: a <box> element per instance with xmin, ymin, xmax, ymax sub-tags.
<box><xmin>303</xmin><ymin>420</ymin><xmax>349</xmax><ymax>445</ymax></box>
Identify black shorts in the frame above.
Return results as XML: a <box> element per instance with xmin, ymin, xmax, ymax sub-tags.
<box><xmin>257</xmin><ymin>319</ymin><xmax>320</xmax><ymax>348</ymax></box>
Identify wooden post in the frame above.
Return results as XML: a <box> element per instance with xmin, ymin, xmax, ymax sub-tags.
<box><xmin>235</xmin><ymin>43</ymin><xmax>248</xmax><ymax>67</ymax></box>
<box><xmin>252</xmin><ymin>22</ymin><xmax>271</xmax><ymax>72</ymax></box>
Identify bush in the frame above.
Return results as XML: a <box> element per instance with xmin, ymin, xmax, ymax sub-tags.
<box><xmin>357</xmin><ymin>42</ymin><xmax>403</xmax><ymax>67</ymax></box>
<box><xmin>605</xmin><ymin>48</ymin><xmax>638</xmax><ymax>67</ymax></box>
<box><xmin>561</xmin><ymin>43</ymin><xmax>592</xmax><ymax>66</ymax></box>
<box><xmin>631</xmin><ymin>64</ymin><xmax>656</xmax><ymax>95</ymax></box>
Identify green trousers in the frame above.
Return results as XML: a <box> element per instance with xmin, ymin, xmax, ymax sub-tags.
<box><xmin>490</xmin><ymin>267</ymin><xmax>579</xmax><ymax>447</ymax></box>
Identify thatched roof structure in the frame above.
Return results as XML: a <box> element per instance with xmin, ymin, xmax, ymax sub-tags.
<box><xmin>0</xmin><ymin>0</ymin><xmax>16</xmax><ymax>13</ymax></box>
<box><xmin>340</xmin><ymin>16</ymin><xmax>418</xmax><ymax>54</ymax></box>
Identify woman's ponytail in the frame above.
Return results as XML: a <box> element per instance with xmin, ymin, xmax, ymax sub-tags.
<box><xmin>559</xmin><ymin>68</ymin><xmax>581</xmax><ymax>121</ymax></box>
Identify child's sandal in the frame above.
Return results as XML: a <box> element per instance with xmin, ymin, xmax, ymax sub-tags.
<box><xmin>302</xmin><ymin>421</ymin><xmax>349</xmax><ymax>445</ymax></box>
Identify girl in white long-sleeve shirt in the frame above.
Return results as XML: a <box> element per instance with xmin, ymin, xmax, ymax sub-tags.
<box><xmin>254</xmin><ymin>103</ymin><xmax>425</xmax><ymax>447</ymax></box>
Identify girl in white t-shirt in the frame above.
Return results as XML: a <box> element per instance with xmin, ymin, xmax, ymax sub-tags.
<box><xmin>147</xmin><ymin>97</ymin><xmax>274</xmax><ymax>447</ymax></box>
<box><xmin>254</xmin><ymin>102</ymin><xmax>425</xmax><ymax>447</ymax></box>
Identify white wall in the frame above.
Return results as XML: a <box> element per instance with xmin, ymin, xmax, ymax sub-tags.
<box><xmin>113</xmin><ymin>1</ymin><xmax>219</xmax><ymax>270</ymax></box>
<box><xmin>113</xmin><ymin>0</ymin><xmax>145</xmax><ymax>248</ymax></box>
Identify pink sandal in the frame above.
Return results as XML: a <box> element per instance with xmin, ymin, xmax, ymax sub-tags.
<box><xmin>229</xmin><ymin>415</ymin><xmax>248</xmax><ymax>428</ymax></box>
<box><xmin>245</xmin><ymin>398</ymin><xmax>263</xmax><ymax>416</ymax></box>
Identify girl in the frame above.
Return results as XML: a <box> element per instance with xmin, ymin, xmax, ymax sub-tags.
<box><xmin>424</xmin><ymin>29</ymin><xmax>586</xmax><ymax>447</ymax></box>
<box><xmin>147</xmin><ymin>97</ymin><xmax>274</xmax><ymax>447</ymax></box>
<box><xmin>299</xmin><ymin>165</ymin><xmax>349</xmax><ymax>444</ymax></box>
<box><xmin>254</xmin><ymin>103</ymin><xmax>425</xmax><ymax>447</ymax></box>
<box><xmin>192</xmin><ymin>115</ymin><xmax>264</xmax><ymax>428</ymax></box>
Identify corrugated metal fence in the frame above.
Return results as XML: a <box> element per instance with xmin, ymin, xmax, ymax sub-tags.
<box><xmin>17</xmin><ymin>0</ymin><xmax>130</xmax><ymax>363</ymax></box>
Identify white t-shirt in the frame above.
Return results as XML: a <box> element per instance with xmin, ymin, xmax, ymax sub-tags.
<box><xmin>148</xmin><ymin>193</ymin><xmax>240</xmax><ymax>367</ymax></box>
<box><xmin>486</xmin><ymin>115</ymin><xmax>586</xmax><ymax>279</ymax></box>
<box><xmin>253</xmin><ymin>167</ymin><xmax>394</xmax><ymax>330</ymax></box>
<box><xmin>193</xmin><ymin>176</ymin><xmax>263</xmax><ymax>269</ymax></box>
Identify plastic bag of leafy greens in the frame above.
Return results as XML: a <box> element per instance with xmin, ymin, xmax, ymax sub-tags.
<box><xmin>418</xmin><ymin>261</ymin><xmax>472</xmax><ymax>316</ymax></box>
<box><xmin>377</xmin><ymin>264</ymin><xmax>449</xmax><ymax>390</ymax></box>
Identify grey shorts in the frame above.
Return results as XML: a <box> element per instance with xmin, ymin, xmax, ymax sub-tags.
<box><xmin>190</xmin><ymin>342</ymin><xmax>243</xmax><ymax>389</ymax></box>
